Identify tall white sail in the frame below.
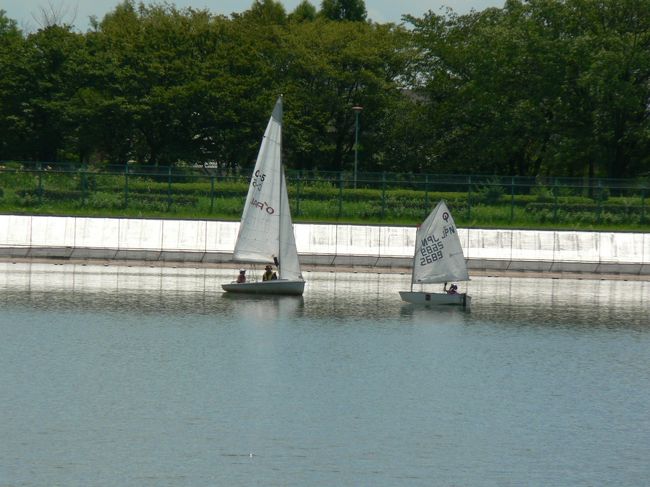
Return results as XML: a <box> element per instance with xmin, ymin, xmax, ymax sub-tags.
<box><xmin>276</xmin><ymin>164</ymin><xmax>302</xmax><ymax>280</ymax></box>
<box><xmin>411</xmin><ymin>200</ymin><xmax>469</xmax><ymax>285</ymax></box>
<box><xmin>232</xmin><ymin>96</ymin><xmax>302</xmax><ymax>281</ymax></box>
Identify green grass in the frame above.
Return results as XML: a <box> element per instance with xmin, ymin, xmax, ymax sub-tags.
<box><xmin>1</xmin><ymin>171</ymin><xmax>649</xmax><ymax>232</ymax></box>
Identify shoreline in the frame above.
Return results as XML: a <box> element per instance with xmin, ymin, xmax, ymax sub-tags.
<box><xmin>2</xmin><ymin>256</ymin><xmax>648</xmax><ymax>281</ymax></box>
<box><xmin>2</xmin><ymin>214</ymin><xmax>648</xmax><ymax>280</ymax></box>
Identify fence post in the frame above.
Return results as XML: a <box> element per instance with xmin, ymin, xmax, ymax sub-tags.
<box><xmin>467</xmin><ymin>175</ymin><xmax>472</xmax><ymax>220</ymax></box>
<box><xmin>338</xmin><ymin>172</ymin><xmax>343</xmax><ymax>218</ymax></box>
<box><xmin>81</xmin><ymin>163</ymin><xmax>87</xmax><ymax>206</ymax></box>
<box><xmin>296</xmin><ymin>171</ymin><xmax>302</xmax><ymax>217</ymax></box>
<box><xmin>381</xmin><ymin>171</ymin><xmax>387</xmax><ymax>220</ymax></box>
<box><xmin>553</xmin><ymin>179</ymin><xmax>558</xmax><ymax>223</ymax></box>
<box><xmin>510</xmin><ymin>176</ymin><xmax>515</xmax><ymax>222</ymax></box>
<box><xmin>424</xmin><ymin>174</ymin><xmax>430</xmax><ymax>219</ymax></box>
<box><xmin>37</xmin><ymin>162</ymin><xmax>43</xmax><ymax>205</ymax></box>
<box><xmin>596</xmin><ymin>180</ymin><xmax>603</xmax><ymax>224</ymax></box>
<box><xmin>124</xmin><ymin>162</ymin><xmax>129</xmax><ymax>208</ymax></box>
<box><xmin>210</xmin><ymin>175</ymin><xmax>215</xmax><ymax>213</ymax></box>
<box><xmin>167</xmin><ymin>166</ymin><xmax>172</xmax><ymax>212</ymax></box>
<box><xmin>641</xmin><ymin>187</ymin><xmax>646</xmax><ymax>225</ymax></box>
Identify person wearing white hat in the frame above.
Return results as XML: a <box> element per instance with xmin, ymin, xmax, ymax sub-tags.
<box><xmin>236</xmin><ymin>269</ymin><xmax>246</xmax><ymax>283</ymax></box>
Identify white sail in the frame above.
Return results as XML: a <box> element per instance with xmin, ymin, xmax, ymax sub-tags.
<box><xmin>232</xmin><ymin>96</ymin><xmax>302</xmax><ymax>281</ymax></box>
<box><xmin>411</xmin><ymin>200</ymin><xmax>469</xmax><ymax>285</ymax></box>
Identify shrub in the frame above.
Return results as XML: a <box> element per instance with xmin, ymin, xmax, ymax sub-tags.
<box><xmin>475</xmin><ymin>177</ymin><xmax>505</xmax><ymax>204</ymax></box>
<box><xmin>532</xmin><ymin>184</ymin><xmax>553</xmax><ymax>202</ymax></box>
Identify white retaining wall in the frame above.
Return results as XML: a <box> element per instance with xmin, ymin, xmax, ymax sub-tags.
<box><xmin>0</xmin><ymin>215</ymin><xmax>648</xmax><ymax>275</ymax></box>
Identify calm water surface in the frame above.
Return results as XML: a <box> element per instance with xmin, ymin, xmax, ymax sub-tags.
<box><xmin>1</xmin><ymin>263</ymin><xmax>649</xmax><ymax>486</ymax></box>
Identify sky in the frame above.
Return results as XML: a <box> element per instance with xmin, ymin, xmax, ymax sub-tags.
<box><xmin>2</xmin><ymin>0</ymin><xmax>504</xmax><ymax>31</ymax></box>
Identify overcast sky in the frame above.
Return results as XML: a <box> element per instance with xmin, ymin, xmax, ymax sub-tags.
<box><xmin>2</xmin><ymin>0</ymin><xmax>504</xmax><ymax>31</ymax></box>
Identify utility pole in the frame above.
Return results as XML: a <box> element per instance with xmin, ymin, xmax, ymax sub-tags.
<box><xmin>352</xmin><ymin>105</ymin><xmax>363</xmax><ymax>189</ymax></box>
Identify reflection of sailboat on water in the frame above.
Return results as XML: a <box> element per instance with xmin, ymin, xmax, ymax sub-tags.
<box><xmin>399</xmin><ymin>302</ymin><xmax>468</xmax><ymax>323</ymax></box>
<box><xmin>222</xmin><ymin>96</ymin><xmax>305</xmax><ymax>296</ymax></box>
<box><xmin>221</xmin><ymin>293</ymin><xmax>305</xmax><ymax>320</ymax></box>
<box><xmin>399</xmin><ymin>200</ymin><xmax>471</xmax><ymax>309</ymax></box>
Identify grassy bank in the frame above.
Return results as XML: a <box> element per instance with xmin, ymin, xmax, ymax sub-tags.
<box><xmin>0</xmin><ymin>164</ymin><xmax>648</xmax><ymax>231</ymax></box>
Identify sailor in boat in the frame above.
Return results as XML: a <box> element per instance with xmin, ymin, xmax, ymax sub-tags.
<box><xmin>444</xmin><ymin>282</ymin><xmax>459</xmax><ymax>295</ymax></box>
<box><xmin>236</xmin><ymin>269</ymin><xmax>246</xmax><ymax>283</ymax></box>
<box><xmin>262</xmin><ymin>265</ymin><xmax>277</xmax><ymax>281</ymax></box>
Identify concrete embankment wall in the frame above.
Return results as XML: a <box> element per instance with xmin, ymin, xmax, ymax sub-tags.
<box><xmin>0</xmin><ymin>215</ymin><xmax>649</xmax><ymax>276</ymax></box>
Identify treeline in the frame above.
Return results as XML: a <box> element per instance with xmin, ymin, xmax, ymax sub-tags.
<box><xmin>0</xmin><ymin>0</ymin><xmax>649</xmax><ymax>179</ymax></box>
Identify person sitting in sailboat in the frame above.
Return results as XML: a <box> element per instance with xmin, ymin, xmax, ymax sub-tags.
<box><xmin>445</xmin><ymin>282</ymin><xmax>458</xmax><ymax>294</ymax></box>
<box><xmin>236</xmin><ymin>269</ymin><xmax>246</xmax><ymax>283</ymax></box>
<box><xmin>262</xmin><ymin>265</ymin><xmax>277</xmax><ymax>281</ymax></box>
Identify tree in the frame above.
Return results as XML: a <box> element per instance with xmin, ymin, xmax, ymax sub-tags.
<box><xmin>406</xmin><ymin>0</ymin><xmax>650</xmax><ymax>178</ymax></box>
<box><xmin>18</xmin><ymin>24</ymin><xmax>85</xmax><ymax>162</ymax></box>
<box><xmin>0</xmin><ymin>11</ymin><xmax>25</xmax><ymax>160</ymax></box>
<box><xmin>290</xmin><ymin>1</ymin><xmax>318</xmax><ymax>22</ymax></box>
<box><xmin>3</xmin><ymin>0</ymin><xmax>646</xmax><ymax>179</ymax></box>
<box><xmin>89</xmin><ymin>2</ymin><xmax>237</xmax><ymax>166</ymax></box>
<box><xmin>238</xmin><ymin>0</ymin><xmax>287</xmax><ymax>25</ymax></box>
<box><xmin>320</xmin><ymin>0</ymin><xmax>367</xmax><ymax>22</ymax></box>
<box><xmin>31</xmin><ymin>1</ymin><xmax>78</xmax><ymax>29</ymax></box>
<box><xmin>281</xmin><ymin>19</ymin><xmax>407</xmax><ymax>172</ymax></box>
<box><xmin>557</xmin><ymin>0</ymin><xmax>650</xmax><ymax>178</ymax></box>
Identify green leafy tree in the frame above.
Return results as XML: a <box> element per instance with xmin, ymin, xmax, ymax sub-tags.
<box><xmin>290</xmin><ymin>1</ymin><xmax>318</xmax><ymax>22</ymax></box>
<box><xmin>556</xmin><ymin>0</ymin><xmax>650</xmax><ymax>178</ymax></box>
<box><xmin>406</xmin><ymin>0</ymin><xmax>650</xmax><ymax>178</ymax></box>
<box><xmin>89</xmin><ymin>2</ymin><xmax>237</xmax><ymax>166</ymax></box>
<box><xmin>238</xmin><ymin>0</ymin><xmax>287</xmax><ymax>24</ymax></box>
<box><xmin>0</xmin><ymin>11</ymin><xmax>25</xmax><ymax>160</ymax></box>
<box><xmin>18</xmin><ymin>25</ymin><xmax>85</xmax><ymax>162</ymax></box>
<box><xmin>320</xmin><ymin>0</ymin><xmax>367</xmax><ymax>22</ymax></box>
<box><xmin>282</xmin><ymin>19</ymin><xmax>407</xmax><ymax>172</ymax></box>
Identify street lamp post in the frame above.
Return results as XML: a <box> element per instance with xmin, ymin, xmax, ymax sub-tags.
<box><xmin>352</xmin><ymin>105</ymin><xmax>363</xmax><ymax>189</ymax></box>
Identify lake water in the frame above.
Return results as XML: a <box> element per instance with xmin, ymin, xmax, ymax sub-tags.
<box><xmin>1</xmin><ymin>263</ymin><xmax>649</xmax><ymax>487</ymax></box>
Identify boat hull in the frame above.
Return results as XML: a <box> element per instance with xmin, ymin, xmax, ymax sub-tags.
<box><xmin>399</xmin><ymin>291</ymin><xmax>471</xmax><ymax>308</ymax></box>
<box><xmin>222</xmin><ymin>279</ymin><xmax>305</xmax><ymax>296</ymax></box>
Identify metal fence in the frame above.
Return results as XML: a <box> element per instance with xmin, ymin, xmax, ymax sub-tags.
<box><xmin>0</xmin><ymin>161</ymin><xmax>648</xmax><ymax>228</ymax></box>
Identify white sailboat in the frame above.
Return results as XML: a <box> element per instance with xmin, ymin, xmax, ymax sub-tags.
<box><xmin>222</xmin><ymin>96</ymin><xmax>305</xmax><ymax>296</ymax></box>
<box><xmin>399</xmin><ymin>200</ymin><xmax>471</xmax><ymax>308</ymax></box>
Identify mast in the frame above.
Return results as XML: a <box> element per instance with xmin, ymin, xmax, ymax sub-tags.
<box><xmin>409</xmin><ymin>228</ymin><xmax>417</xmax><ymax>292</ymax></box>
<box><xmin>278</xmin><ymin>165</ymin><xmax>284</xmax><ymax>278</ymax></box>
<box><xmin>277</xmin><ymin>95</ymin><xmax>284</xmax><ymax>278</ymax></box>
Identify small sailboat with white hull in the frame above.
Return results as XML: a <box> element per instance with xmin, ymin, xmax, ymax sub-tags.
<box><xmin>399</xmin><ymin>200</ymin><xmax>471</xmax><ymax>308</ymax></box>
<box><xmin>222</xmin><ymin>96</ymin><xmax>305</xmax><ymax>296</ymax></box>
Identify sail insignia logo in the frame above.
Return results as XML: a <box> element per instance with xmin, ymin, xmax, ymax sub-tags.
<box><xmin>252</xmin><ymin>170</ymin><xmax>266</xmax><ymax>191</ymax></box>
<box><xmin>440</xmin><ymin>212</ymin><xmax>456</xmax><ymax>238</ymax></box>
<box><xmin>441</xmin><ymin>225</ymin><xmax>456</xmax><ymax>239</ymax></box>
<box><xmin>250</xmin><ymin>198</ymin><xmax>275</xmax><ymax>214</ymax></box>
<box><xmin>250</xmin><ymin>170</ymin><xmax>275</xmax><ymax>213</ymax></box>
